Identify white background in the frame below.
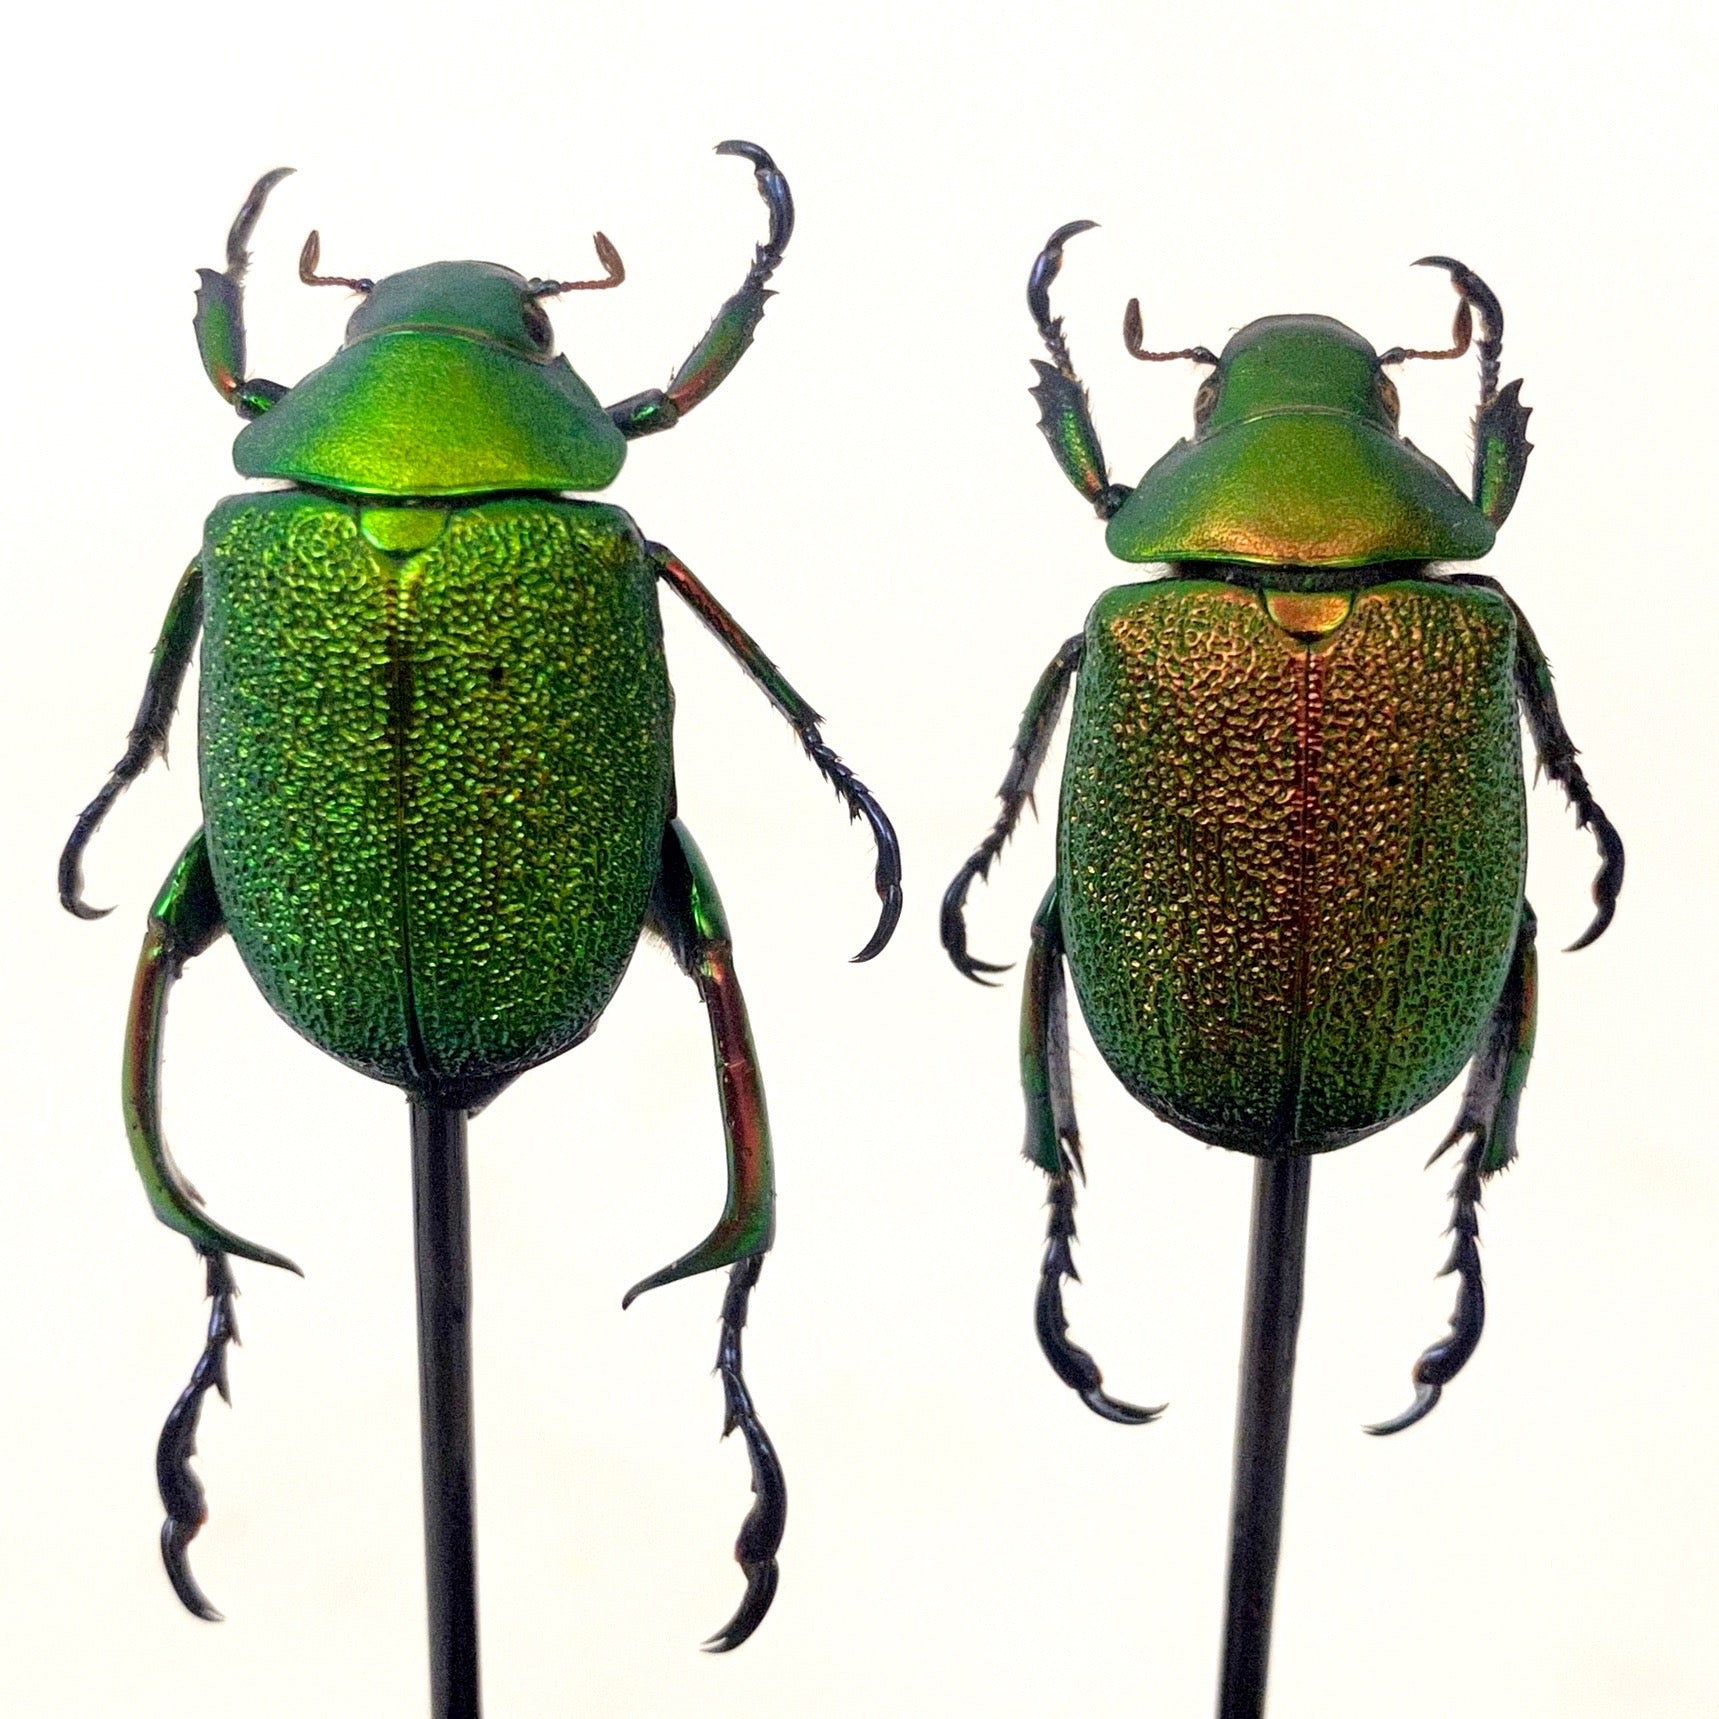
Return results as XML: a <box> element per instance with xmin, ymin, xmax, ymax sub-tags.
<box><xmin>3</xmin><ymin>2</ymin><xmax>1714</xmax><ymax>1714</ymax></box>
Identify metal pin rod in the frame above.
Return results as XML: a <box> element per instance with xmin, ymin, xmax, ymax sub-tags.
<box><xmin>1217</xmin><ymin>1154</ymin><xmax>1312</xmax><ymax>1719</ymax></box>
<box><xmin>410</xmin><ymin>1095</ymin><xmax>482</xmax><ymax>1719</ymax></box>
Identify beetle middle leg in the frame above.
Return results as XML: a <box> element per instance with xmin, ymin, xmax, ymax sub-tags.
<box><xmin>128</xmin><ymin>830</ymin><xmax>301</xmax><ymax>1618</ymax></box>
<box><xmin>1368</xmin><ymin>902</ymin><xmax>1539</xmax><ymax>1436</ymax></box>
<box><xmin>941</xmin><ymin>634</ymin><xmax>1084</xmax><ymax>983</ymax></box>
<box><xmin>652</xmin><ymin>542</ymin><xmax>902</xmax><ymax>960</ymax></box>
<box><xmin>1452</xmin><ymin>572</ymin><xmax>1624</xmax><ymax>948</ymax></box>
<box><xmin>60</xmin><ymin>561</ymin><xmax>203</xmax><ymax>919</ymax></box>
<box><xmin>127</xmin><ymin>833</ymin><xmax>299</xmax><ymax>1272</ymax></box>
<box><xmin>625</xmin><ymin>818</ymin><xmax>784</xmax><ymax>1651</ymax></box>
<box><xmin>1025</xmin><ymin>881</ymin><xmax>1163</xmax><ymax>1427</ymax></box>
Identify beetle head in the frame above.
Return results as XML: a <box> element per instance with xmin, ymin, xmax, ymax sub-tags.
<box><xmin>1106</xmin><ymin>307</ymin><xmax>1496</xmax><ymax>568</ymax></box>
<box><xmin>235</xmin><ymin>244</ymin><xmax>630</xmax><ymax>498</ymax></box>
<box><xmin>326</xmin><ymin>232</ymin><xmax>626</xmax><ymax>355</ymax></box>
<box><xmin>342</xmin><ymin>261</ymin><xmax>561</xmax><ymax>356</ymax></box>
<box><xmin>1197</xmin><ymin>318</ymin><xmax>1399</xmax><ymax>435</ymax></box>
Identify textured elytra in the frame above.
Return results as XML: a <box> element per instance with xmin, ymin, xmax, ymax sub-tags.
<box><xmin>1058</xmin><ymin>576</ymin><xmax>1525</xmax><ymax>1154</ymax></box>
<box><xmin>198</xmin><ymin>491</ymin><xmax>674</xmax><ymax>1087</ymax></box>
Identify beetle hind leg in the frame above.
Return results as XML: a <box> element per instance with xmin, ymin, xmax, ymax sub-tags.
<box><xmin>129</xmin><ymin>832</ymin><xmax>300</xmax><ymax>1617</ymax></box>
<box><xmin>127</xmin><ymin>833</ymin><xmax>300</xmax><ymax>1273</ymax></box>
<box><xmin>626</xmin><ymin>819</ymin><xmax>784</xmax><ymax>1649</ymax></box>
<box><xmin>704</xmin><ymin>1252</ymin><xmax>785</xmax><ymax>1653</ymax></box>
<box><xmin>1025</xmin><ymin>882</ymin><xmax>1163</xmax><ymax>1426</ymax></box>
<box><xmin>1368</xmin><ymin>903</ymin><xmax>1538</xmax><ymax>1436</ymax></box>
<box><xmin>157</xmin><ymin>1248</ymin><xmax>240</xmax><ymax>1620</ymax></box>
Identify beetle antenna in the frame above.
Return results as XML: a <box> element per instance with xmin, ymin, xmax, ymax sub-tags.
<box><xmin>1376</xmin><ymin>298</ymin><xmax>1473</xmax><ymax>366</ymax></box>
<box><xmin>1380</xmin><ymin>257</ymin><xmax>1506</xmax><ymax>402</ymax></box>
<box><xmin>298</xmin><ymin>231</ymin><xmax>373</xmax><ymax>293</ymax></box>
<box><xmin>1416</xmin><ymin>255</ymin><xmax>1505</xmax><ymax>399</ymax></box>
<box><xmin>1123</xmin><ymin>298</ymin><xmax>1218</xmax><ymax>366</ymax></box>
<box><xmin>529</xmin><ymin>233</ymin><xmax>626</xmax><ymax>297</ymax></box>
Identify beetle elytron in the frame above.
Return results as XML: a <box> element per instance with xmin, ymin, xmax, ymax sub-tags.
<box><xmin>61</xmin><ymin>144</ymin><xmax>900</xmax><ymax>1649</ymax></box>
<box><xmin>944</xmin><ymin>223</ymin><xmax>1621</xmax><ymax>1429</ymax></box>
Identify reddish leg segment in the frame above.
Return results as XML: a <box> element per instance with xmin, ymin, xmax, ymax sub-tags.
<box><xmin>628</xmin><ymin>818</ymin><xmax>784</xmax><ymax>1651</ymax></box>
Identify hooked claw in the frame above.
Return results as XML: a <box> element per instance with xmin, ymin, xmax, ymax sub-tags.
<box><xmin>852</xmin><ymin>894</ymin><xmax>903</xmax><ymax>964</ymax></box>
<box><xmin>941</xmin><ymin>896</ymin><xmax>1009</xmax><ymax>984</ymax></box>
<box><xmin>704</xmin><ymin>1565</ymin><xmax>779</xmax><ymax>1654</ymax></box>
<box><xmin>224</xmin><ymin>168</ymin><xmax>295</xmax><ymax>277</ymax></box>
<box><xmin>60</xmin><ymin>773</ymin><xmax>135</xmax><ymax>919</ymax></box>
<box><xmin>1364</xmin><ymin>1381</ymin><xmax>1442</xmax><ymax>1438</ymax></box>
<box><xmin>1038</xmin><ymin>1271</ymin><xmax>1164</xmax><ymax>1427</ymax></box>
<box><xmin>713</xmin><ymin>139</ymin><xmax>784</xmax><ymax>187</ymax></box>
<box><xmin>1027</xmin><ymin>220</ymin><xmax>1099</xmax><ymax>344</ymax></box>
<box><xmin>793</xmin><ymin>729</ymin><xmax>902</xmax><ymax>963</ymax></box>
<box><xmin>940</xmin><ymin>864</ymin><xmax>1012</xmax><ymax>986</ymax></box>
<box><xmin>713</xmin><ymin>140</ymin><xmax>794</xmax><ymax>280</ymax></box>
<box><xmin>1365</xmin><ymin>1129</ymin><xmax>1487</xmax><ymax>1438</ymax></box>
<box><xmin>1036</xmin><ymin>1172</ymin><xmax>1164</xmax><ymax>1426</ymax></box>
<box><xmin>1565</xmin><ymin>805</ymin><xmax>1624</xmax><ymax>951</ymax></box>
<box><xmin>155</xmin><ymin>1249</ymin><xmax>240</xmax><ymax>1621</ymax></box>
<box><xmin>703</xmin><ymin>1256</ymin><xmax>786</xmax><ymax>1652</ymax></box>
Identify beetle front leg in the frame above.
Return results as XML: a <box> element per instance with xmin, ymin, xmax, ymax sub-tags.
<box><xmin>942</xmin><ymin>635</ymin><xmax>1083</xmax><ymax>982</ymax></box>
<box><xmin>60</xmin><ymin>561</ymin><xmax>203</xmax><ymax>918</ymax></box>
<box><xmin>129</xmin><ymin>831</ymin><xmax>300</xmax><ymax>1619</ymax></box>
<box><xmin>1025</xmin><ymin>881</ymin><xmax>1162</xmax><ymax>1426</ymax></box>
<box><xmin>652</xmin><ymin>543</ymin><xmax>901</xmax><ymax>959</ymax></box>
<box><xmin>1368</xmin><ymin>903</ymin><xmax>1538</xmax><ymax>1436</ymax></box>
<box><xmin>624</xmin><ymin>818</ymin><xmax>784</xmax><ymax>1652</ymax></box>
<box><xmin>194</xmin><ymin>167</ymin><xmax>293</xmax><ymax>418</ymax></box>
<box><xmin>1454</xmin><ymin>574</ymin><xmax>1624</xmax><ymax>948</ymax></box>
<box><xmin>607</xmin><ymin>142</ymin><xmax>793</xmax><ymax>439</ymax></box>
<box><xmin>1027</xmin><ymin>222</ymin><xmax>1132</xmax><ymax>519</ymax></box>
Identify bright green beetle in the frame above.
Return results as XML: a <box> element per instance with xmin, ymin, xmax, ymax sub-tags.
<box><xmin>61</xmin><ymin>145</ymin><xmax>900</xmax><ymax>1649</ymax></box>
<box><xmin>944</xmin><ymin>223</ymin><xmax>1621</xmax><ymax>1429</ymax></box>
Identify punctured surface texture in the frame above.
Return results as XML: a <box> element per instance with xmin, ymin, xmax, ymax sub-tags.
<box><xmin>1058</xmin><ymin>577</ymin><xmax>1526</xmax><ymax>1154</ymax></box>
<box><xmin>198</xmin><ymin>491</ymin><xmax>674</xmax><ymax>1087</ymax></box>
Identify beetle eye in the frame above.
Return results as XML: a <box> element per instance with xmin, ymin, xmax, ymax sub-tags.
<box><xmin>521</xmin><ymin>299</ymin><xmax>554</xmax><ymax>351</ymax></box>
<box><xmin>1378</xmin><ymin>372</ymin><xmax>1401</xmax><ymax>424</ymax></box>
<box><xmin>1193</xmin><ymin>378</ymin><xmax>1220</xmax><ymax>427</ymax></box>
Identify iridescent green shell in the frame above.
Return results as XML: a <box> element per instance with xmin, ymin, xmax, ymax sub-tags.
<box><xmin>1057</xmin><ymin>576</ymin><xmax>1526</xmax><ymax>1154</ymax></box>
<box><xmin>1106</xmin><ymin>318</ymin><xmax>1495</xmax><ymax>568</ymax></box>
<box><xmin>197</xmin><ymin>490</ymin><xmax>674</xmax><ymax>1087</ymax></box>
<box><xmin>232</xmin><ymin>263</ymin><xmax>626</xmax><ymax>496</ymax></box>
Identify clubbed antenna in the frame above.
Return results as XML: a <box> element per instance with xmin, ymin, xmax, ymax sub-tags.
<box><xmin>1122</xmin><ymin>298</ymin><xmax>1218</xmax><ymax>366</ymax></box>
<box><xmin>528</xmin><ymin>233</ymin><xmax>626</xmax><ymax>298</ymax></box>
<box><xmin>297</xmin><ymin>231</ymin><xmax>373</xmax><ymax>294</ymax></box>
<box><xmin>1380</xmin><ymin>256</ymin><xmax>1506</xmax><ymax>402</ymax></box>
